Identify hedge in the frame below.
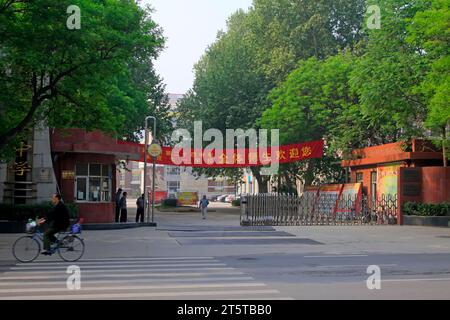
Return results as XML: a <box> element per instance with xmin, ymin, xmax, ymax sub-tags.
<box><xmin>161</xmin><ymin>198</ymin><xmax>178</xmax><ymax>207</ymax></box>
<box><xmin>0</xmin><ymin>202</ymin><xmax>79</xmax><ymax>221</ymax></box>
<box><xmin>402</xmin><ymin>202</ymin><xmax>450</xmax><ymax>217</ymax></box>
<box><xmin>231</xmin><ymin>199</ymin><xmax>241</xmax><ymax>207</ymax></box>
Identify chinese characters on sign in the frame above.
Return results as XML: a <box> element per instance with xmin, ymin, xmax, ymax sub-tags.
<box><xmin>13</xmin><ymin>142</ymin><xmax>32</xmax><ymax>176</ymax></box>
<box><xmin>125</xmin><ymin>139</ymin><xmax>324</xmax><ymax>168</ymax></box>
<box><xmin>13</xmin><ymin>161</ymin><xmax>32</xmax><ymax>176</ymax></box>
<box><xmin>62</xmin><ymin>171</ymin><xmax>75</xmax><ymax>180</ymax></box>
<box><xmin>17</xmin><ymin>142</ymin><xmax>31</xmax><ymax>157</ymax></box>
<box><xmin>301</xmin><ymin>146</ymin><xmax>312</xmax><ymax>157</ymax></box>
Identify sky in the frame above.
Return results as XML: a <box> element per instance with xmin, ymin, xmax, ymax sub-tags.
<box><xmin>143</xmin><ymin>0</ymin><xmax>253</xmax><ymax>94</ymax></box>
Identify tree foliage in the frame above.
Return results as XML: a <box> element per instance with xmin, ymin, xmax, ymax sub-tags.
<box><xmin>350</xmin><ymin>0</ymin><xmax>431</xmax><ymax>144</ymax></box>
<box><xmin>407</xmin><ymin>0</ymin><xmax>450</xmax><ymax>161</ymax></box>
<box><xmin>0</xmin><ymin>0</ymin><xmax>170</xmax><ymax>156</ymax></box>
<box><xmin>176</xmin><ymin>0</ymin><xmax>367</xmax><ymax>190</ymax></box>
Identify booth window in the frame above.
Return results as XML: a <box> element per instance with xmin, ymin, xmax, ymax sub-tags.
<box><xmin>75</xmin><ymin>164</ymin><xmax>111</xmax><ymax>202</ymax></box>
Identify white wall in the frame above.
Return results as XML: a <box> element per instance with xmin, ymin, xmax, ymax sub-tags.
<box><xmin>32</xmin><ymin>123</ymin><xmax>57</xmax><ymax>203</ymax></box>
<box><xmin>180</xmin><ymin>167</ymin><xmax>208</xmax><ymax>196</ymax></box>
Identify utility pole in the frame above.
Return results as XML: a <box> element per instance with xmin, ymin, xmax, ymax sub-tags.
<box><xmin>143</xmin><ymin>116</ymin><xmax>156</xmax><ymax>223</ymax></box>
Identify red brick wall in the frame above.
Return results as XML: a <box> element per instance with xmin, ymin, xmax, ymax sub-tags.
<box><xmin>351</xmin><ymin>167</ymin><xmax>374</xmax><ymax>196</ymax></box>
<box><xmin>398</xmin><ymin>167</ymin><xmax>449</xmax><ymax>224</ymax></box>
<box><xmin>422</xmin><ymin>167</ymin><xmax>450</xmax><ymax>203</ymax></box>
<box><xmin>77</xmin><ymin>202</ymin><xmax>115</xmax><ymax>223</ymax></box>
<box><xmin>351</xmin><ymin>165</ymin><xmax>406</xmax><ymax>198</ymax></box>
<box><xmin>399</xmin><ymin>167</ymin><xmax>450</xmax><ymax>205</ymax></box>
<box><xmin>50</xmin><ymin>128</ymin><xmax>142</xmax><ymax>161</ymax></box>
<box><xmin>352</xmin><ymin>142</ymin><xmax>403</xmax><ymax>159</ymax></box>
<box><xmin>54</xmin><ymin>153</ymin><xmax>117</xmax><ymax>223</ymax></box>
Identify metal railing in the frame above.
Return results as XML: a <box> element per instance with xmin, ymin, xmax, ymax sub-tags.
<box><xmin>240</xmin><ymin>193</ymin><xmax>398</xmax><ymax>226</ymax></box>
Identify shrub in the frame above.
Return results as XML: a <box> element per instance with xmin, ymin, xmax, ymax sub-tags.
<box><xmin>231</xmin><ymin>199</ymin><xmax>241</xmax><ymax>207</ymax></box>
<box><xmin>403</xmin><ymin>202</ymin><xmax>450</xmax><ymax>217</ymax></box>
<box><xmin>0</xmin><ymin>202</ymin><xmax>79</xmax><ymax>221</ymax></box>
<box><xmin>161</xmin><ymin>198</ymin><xmax>178</xmax><ymax>207</ymax></box>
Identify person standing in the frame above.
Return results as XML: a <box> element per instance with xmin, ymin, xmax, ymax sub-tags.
<box><xmin>199</xmin><ymin>195</ymin><xmax>209</xmax><ymax>220</ymax></box>
<box><xmin>136</xmin><ymin>194</ymin><xmax>145</xmax><ymax>223</ymax></box>
<box><xmin>119</xmin><ymin>191</ymin><xmax>128</xmax><ymax>223</ymax></box>
<box><xmin>115</xmin><ymin>188</ymin><xmax>122</xmax><ymax>223</ymax></box>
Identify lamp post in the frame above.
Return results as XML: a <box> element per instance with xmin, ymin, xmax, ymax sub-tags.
<box><xmin>143</xmin><ymin>116</ymin><xmax>156</xmax><ymax>223</ymax></box>
<box><xmin>147</xmin><ymin>143</ymin><xmax>161</xmax><ymax>223</ymax></box>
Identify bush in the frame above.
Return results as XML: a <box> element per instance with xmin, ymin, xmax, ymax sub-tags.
<box><xmin>231</xmin><ymin>199</ymin><xmax>241</xmax><ymax>207</ymax></box>
<box><xmin>0</xmin><ymin>202</ymin><xmax>79</xmax><ymax>221</ymax></box>
<box><xmin>403</xmin><ymin>202</ymin><xmax>450</xmax><ymax>217</ymax></box>
<box><xmin>161</xmin><ymin>198</ymin><xmax>178</xmax><ymax>207</ymax></box>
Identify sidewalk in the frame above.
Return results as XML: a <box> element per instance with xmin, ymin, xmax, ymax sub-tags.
<box><xmin>2</xmin><ymin>201</ymin><xmax>449</xmax><ymax>262</ymax></box>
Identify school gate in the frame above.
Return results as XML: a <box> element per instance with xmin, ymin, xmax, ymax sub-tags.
<box><xmin>240</xmin><ymin>192</ymin><xmax>399</xmax><ymax>226</ymax></box>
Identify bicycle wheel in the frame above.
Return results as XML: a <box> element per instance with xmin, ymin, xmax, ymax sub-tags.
<box><xmin>12</xmin><ymin>236</ymin><xmax>40</xmax><ymax>263</ymax></box>
<box><xmin>58</xmin><ymin>235</ymin><xmax>85</xmax><ymax>262</ymax></box>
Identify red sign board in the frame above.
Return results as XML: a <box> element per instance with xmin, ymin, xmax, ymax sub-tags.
<box><xmin>149</xmin><ymin>191</ymin><xmax>167</xmax><ymax>204</ymax></box>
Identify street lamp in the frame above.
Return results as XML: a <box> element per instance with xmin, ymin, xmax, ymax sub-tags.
<box><xmin>143</xmin><ymin>116</ymin><xmax>156</xmax><ymax>223</ymax></box>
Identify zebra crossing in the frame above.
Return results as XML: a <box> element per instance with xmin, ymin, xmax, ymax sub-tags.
<box><xmin>0</xmin><ymin>256</ymin><xmax>291</xmax><ymax>300</ymax></box>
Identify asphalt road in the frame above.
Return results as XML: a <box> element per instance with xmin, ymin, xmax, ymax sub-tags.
<box><xmin>1</xmin><ymin>203</ymin><xmax>449</xmax><ymax>300</ymax></box>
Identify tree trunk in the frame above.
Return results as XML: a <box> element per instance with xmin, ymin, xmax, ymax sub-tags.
<box><xmin>277</xmin><ymin>174</ymin><xmax>281</xmax><ymax>194</ymax></box>
<box><xmin>250</xmin><ymin>167</ymin><xmax>268</xmax><ymax>194</ymax></box>
<box><xmin>443</xmin><ymin>126</ymin><xmax>447</xmax><ymax>167</ymax></box>
<box><xmin>283</xmin><ymin>171</ymin><xmax>295</xmax><ymax>194</ymax></box>
<box><xmin>0</xmin><ymin>96</ymin><xmax>40</xmax><ymax>151</ymax></box>
<box><xmin>303</xmin><ymin>160</ymin><xmax>316</xmax><ymax>187</ymax></box>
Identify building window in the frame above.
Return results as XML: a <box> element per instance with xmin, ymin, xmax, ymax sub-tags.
<box><xmin>371</xmin><ymin>171</ymin><xmax>377</xmax><ymax>203</ymax></box>
<box><xmin>76</xmin><ymin>177</ymin><xmax>87</xmax><ymax>201</ymax></box>
<box><xmin>75</xmin><ymin>164</ymin><xmax>111</xmax><ymax>202</ymax></box>
<box><xmin>119</xmin><ymin>172</ymin><xmax>125</xmax><ymax>187</ymax></box>
<box><xmin>167</xmin><ymin>181</ymin><xmax>180</xmax><ymax>193</ymax></box>
<box><xmin>207</xmin><ymin>180</ymin><xmax>236</xmax><ymax>193</ymax></box>
<box><xmin>356</xmin><ymin>172</ymin><xmax>363</xmax><ymax>183</ymax></box>
<box><xmin>167</xmin><ymin>167</ymin><xmax>180</xmax><ymax>175</ymax></box>
<box><xmin>131</xmin><ymin>170</ymin><xmax>141</xmax><ymax>184</ymax></box>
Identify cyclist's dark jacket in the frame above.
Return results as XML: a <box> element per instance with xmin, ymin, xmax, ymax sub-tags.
<box><xmin>46</xmin><ymin>202</ymin><xmax>70</xmax><ymax>230</ymax></box>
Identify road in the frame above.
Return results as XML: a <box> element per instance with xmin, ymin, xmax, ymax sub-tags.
<box><xmin>1</xmin><ymin>202</ymin><xmax>449</xmax><ymax>300</ymax></box>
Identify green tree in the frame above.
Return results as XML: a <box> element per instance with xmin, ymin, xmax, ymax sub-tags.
<box><xmin>407</xmin><ymin>0</ymin><xmax>449</xmax><ymax>165</ymax></box>
<box><xmin>177</xmin><ymin>0</ymin><xmax>366</xmax><ymax>191</ymax></box>
<box><xmin>0</xmin><ymin>0</ymin><xmax>166</xmax><ymax>154</ymax></box>
<box><xmin>176</xmin><ymin>10</ymin><xmax>270</xmax><ymax>191</ymax></box>
<box><xmin>350</xmin><ymin>0</ymin><xmax>431</xmax><ymax>145</ymax></box>
<box><xmin>245</xmin><ymin>0</ymin><xmax>366</xmax><ymax>84</ymax></box>
<box><xmin>260</xmin><ymin>54</ymin><xmax>363</xmax><ymax>185</ymax></box>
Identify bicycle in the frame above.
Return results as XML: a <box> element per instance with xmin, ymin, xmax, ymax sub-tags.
<box><xmin>12</xmin><ymin>220</ymin><xmax>85</xmax><ymax>263</ymax></box>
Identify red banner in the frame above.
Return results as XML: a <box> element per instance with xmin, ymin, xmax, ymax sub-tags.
<box><xmin>149</xmin><ymin>191</ymin><xmax>168</xmax><ymax>204</ymax></box>
<box><xmin>118</xmin><ymin>139</ymin><xmax>323</xmax><ymax>168</ymax></box>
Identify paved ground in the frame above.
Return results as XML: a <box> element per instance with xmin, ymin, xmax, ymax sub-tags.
<box><xmin>1</xmin><ymin>202</ymin><xmax>450</xmax><ymax>300</ymax></box>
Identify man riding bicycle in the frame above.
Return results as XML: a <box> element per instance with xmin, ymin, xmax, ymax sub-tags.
<box><xmin>38</xmin><ymin>193</ymin><xmax>70</xmax><ymax>255</ymax></box>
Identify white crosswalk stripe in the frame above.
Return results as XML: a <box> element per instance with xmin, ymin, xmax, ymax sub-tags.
<box><xmin>0</xmin><ymin>256</ymin><xmax>289</xmax><ymax>300</ymax></box>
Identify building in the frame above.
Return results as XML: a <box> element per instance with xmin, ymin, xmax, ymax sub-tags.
<box><xmin>49</xmin><ymin>128</ymin><xmax>139</xmax><ymax>223</ymax></box>
<box><xmin>168</xmin><ymin>93</ymin><xmax>185</xmax><ymax>111</ymax></box>
<box><xmin>341</xmin><ymin>139</ymin><xmax>449</xmax><ymax>224</ymax></box>
<box><xmin>116</xmin><ymin>161</ymin><xmax>153</xmax><ymax>198</ymax></box>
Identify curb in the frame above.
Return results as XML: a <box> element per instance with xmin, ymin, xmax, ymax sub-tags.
<box><xmin>0</xmin><ymin>221</ymin><xmax>24</xmax><ymax>233</ymax></box>
<box><xmin>82</xmin><ymin>222</ymin><xmax>157</xmax><ymax>230</ymax></box>
<box><xmin>0</xmin><ymin>221</ymin><xmax>157</xmax><ymax>233</ymax></box>
<box><xmin>403</xmin><ymin>215</ymin><xmax>450</xmax><ymax>228</ymax></box>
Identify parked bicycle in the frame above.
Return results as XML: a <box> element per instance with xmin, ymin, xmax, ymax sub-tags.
<box><xmin>12</xmin><ymin>218</ymin><xmax>85</xmax><ymax>263</ymax></box>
